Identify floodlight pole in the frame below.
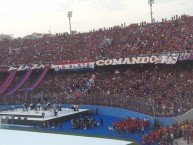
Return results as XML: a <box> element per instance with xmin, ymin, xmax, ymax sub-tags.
<box><xmin>148</xmin><ymin>0</ymin><xmax>154</xmax><ymax>23</ymax></box>
<box><xmin>67</xmin><ymin>11</ymin><xmax>72</xmax><ymax>34</ymax></box>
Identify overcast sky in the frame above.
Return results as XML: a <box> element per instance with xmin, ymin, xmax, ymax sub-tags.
<box><xmin>0</xmin><ymin>0</ymin><xmax>192</xmax><ymax>37</ymax></box>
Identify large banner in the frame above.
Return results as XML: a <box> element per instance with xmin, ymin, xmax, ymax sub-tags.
<box><xmin>52</xmin><ymin>61</ymin><xmax>95</xmax><ymax>71</ymax></box>
<box><xmin>95</xmin><ymin>54</ymin><xmax>179</xmax><ymax>66</ymax></box>
<box><xmin>3</xmin><ymin>52</ymin><xmax>193</xmax><ymax>72</ymax></box>
<box><xmin>0</xmin><ymin>64</ymin><xmax>50</xmax><ymax>72</ymax></box>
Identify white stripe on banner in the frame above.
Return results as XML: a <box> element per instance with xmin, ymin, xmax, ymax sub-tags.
<box><xmin>52</xmin><ymin>61</ymin><xmax>95</xmax><ymax>71</ymax></box>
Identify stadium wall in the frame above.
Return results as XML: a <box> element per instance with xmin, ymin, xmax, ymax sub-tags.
<box><xmin>70</xmin><ymin>105</ymin><xmax>174</xmax><ymax>127</ymax></box>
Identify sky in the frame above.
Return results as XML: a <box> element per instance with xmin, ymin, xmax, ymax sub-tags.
<box><xmin>0</xmin><ymin>0</ymin><xmax>192</xmax><ymax>37</ymax></box>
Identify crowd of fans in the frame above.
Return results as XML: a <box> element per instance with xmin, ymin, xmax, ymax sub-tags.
<box><xmin>111</xmin><ymin>117</ymin><xmax>193</xmax><ymax>144</ymax></box>
<box><xmin>142</xmin><ymin>120</ymin><xmax>193</xmax><ymax>145</ymax></box>
<box><xmin>112</xmin><ymin>116</ymin><xmax>149</xmax><ymax>134</ymax></box>
<box><xmin>0</xmin><ymin>15</ymin><xmax>193</xmax><ymax>66</ymax></box>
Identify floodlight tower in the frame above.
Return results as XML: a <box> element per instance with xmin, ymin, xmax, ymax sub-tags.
<box><xmin>148</xmin><ymin>0</ymin><xmax>154</xmax><ymax>23</ymax></box>
<box><xmin>67</xmin><ymin>11</ymin><xmax>72</xmax><ymax>34</ymax></box>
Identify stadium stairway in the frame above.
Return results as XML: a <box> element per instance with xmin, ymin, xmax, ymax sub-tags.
<box><xmin>6</xmin><ymin>69</ymin><xmax>33</xmax><ymax>95</ymax></box>
<box><xmin>174</xmin><ymin>108</ymin><xmax>193</xmax><ymax>124</ymax></box>
<box><xmin>27</xmin><ymin>67</ymin><xmax>49</xmax><ymax>91</ymax></box>
<box><xmin>0</xmin><ymin>71</ymin><xmax>16</xmax><ymax>95</ymax></box>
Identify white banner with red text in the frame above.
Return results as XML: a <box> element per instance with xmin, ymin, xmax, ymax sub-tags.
<box><xmin>95</xmin><ymin>54</ymin><xmax>179</xmax><ymax>66</ymax></box>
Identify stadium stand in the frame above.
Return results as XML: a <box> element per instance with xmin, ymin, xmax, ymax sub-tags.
<box><xmin>0</xmin><ymin>14</ymin><xmax>193</xmax><ymax>116</ymax></box>
<box><xmin>0</xmin><ymin>14</ymin><xmax>193</xmax><ymax>144</ymax></box>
